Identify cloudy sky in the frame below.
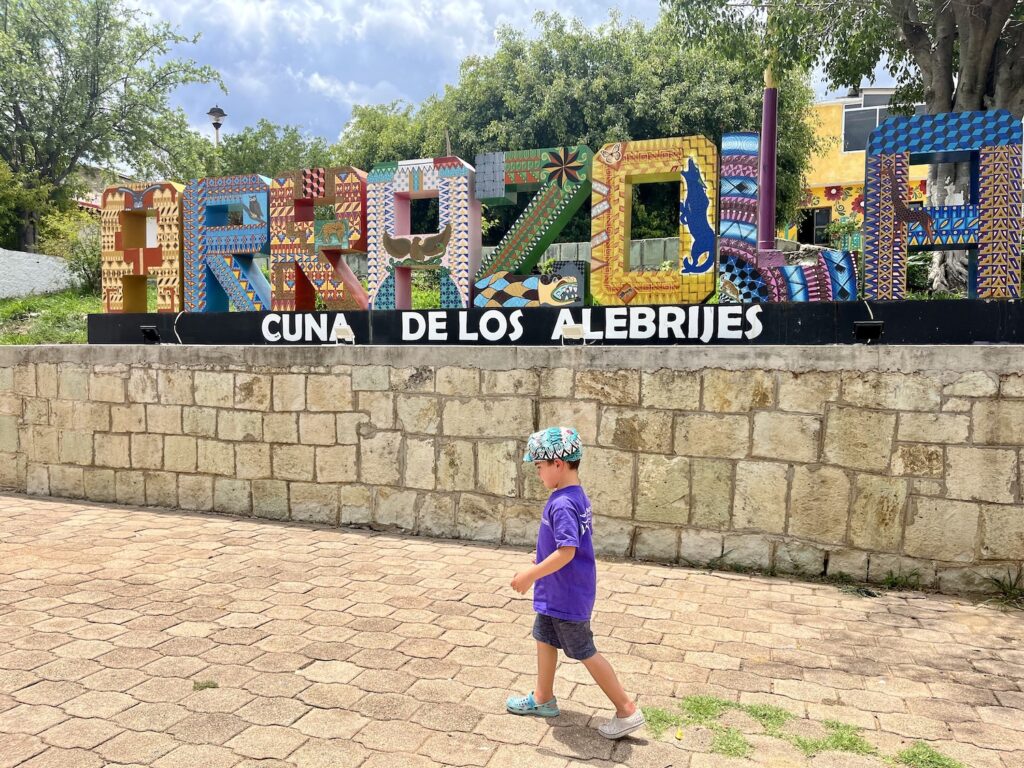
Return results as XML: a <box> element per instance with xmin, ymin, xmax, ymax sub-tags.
<box><xmin>137</xmin><ymin>0</ymin><xmax>888</xmax><ymax>144</ymax></box>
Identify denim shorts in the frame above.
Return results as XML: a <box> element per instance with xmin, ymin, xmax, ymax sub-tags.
<box><xmin>532</xmin><ymin>613</ymin><xmax>597</xmax><ymax>660</ymax></box>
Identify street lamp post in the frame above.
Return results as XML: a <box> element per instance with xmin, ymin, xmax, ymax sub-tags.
<box><xmin>207</xmin><ymin>105</ymin><xmax>227</xmax><ymax>175</ymax></box>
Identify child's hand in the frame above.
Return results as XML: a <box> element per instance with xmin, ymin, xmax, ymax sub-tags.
<box><xmin>510</xmin><ymin>571</ymin><xmax>535</xmax><ymax>594</ymax></box>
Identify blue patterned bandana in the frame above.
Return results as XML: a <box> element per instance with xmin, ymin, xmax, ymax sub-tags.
<box><xmin>523</xmin><ymin>427</ymin><xmax>583</xmax><ymax>463</ymax></box>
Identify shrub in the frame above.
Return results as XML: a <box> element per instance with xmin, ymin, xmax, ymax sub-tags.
<box><xmin>38</xmin><ymin>210</ymin><xmax>102</xmax><ymax>294</ymax></box>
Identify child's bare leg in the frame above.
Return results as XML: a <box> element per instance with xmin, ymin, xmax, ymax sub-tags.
<box><xmin>581</xmin><ymin>653</ymin><xmax>636</xmax><ymax>717</ymax></box>
<box><xmin>535</xmin><ymin>641</ymin><xmax>558</xmax><ymax>702</ymax></box>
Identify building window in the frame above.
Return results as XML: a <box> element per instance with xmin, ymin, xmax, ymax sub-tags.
<box><xmin>843</xmin><ymin>94</ymin><xmax>926</xmax><ymax>152</ymax></box>
<box><xmin>797</xmin><ymin>207</ymin><xmax>832</xmax><ymax>246</ymax></box>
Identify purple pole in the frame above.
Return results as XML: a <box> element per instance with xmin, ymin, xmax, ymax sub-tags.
<box><xmin>758</xmin><ymin>70</ymin><xmax>778</xmax><ymax>252</ymax></box>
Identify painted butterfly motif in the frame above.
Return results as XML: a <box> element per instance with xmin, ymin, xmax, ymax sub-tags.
<box><xmin>598</xmin><ymin>143</ymin><xmax>623</xmax><ymax>165</ymax></box>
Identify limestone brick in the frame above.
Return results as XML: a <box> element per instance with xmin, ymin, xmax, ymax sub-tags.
<box><xmin>679</xmin><ymin>529</ymin><xmax>724</xmax><ymax>565</ymax></box>
<box><xmin>481</xmin><ymin>369</ymin><xmax>538</xmax><ymax>396</ymax></box>
<box><xmin>272</xmin><ymin>444</ymin><xmax>315</xmax><ymax>481</ymax></box>
<box><xmin>457</xmin><ymin>493</ymin><xmax>502</xmax><ymax>541</ymax></box>
<box><xmin>0</xmin><ymin>452</ymin><xmax>25</xmax><ymax>489</ymax></box>
<box><xmin>396</xmin><ymin>395</ymin><xmax>440</xmax><ymax>435</ymax></box>
<box><xmin>26</xmin><ymin>425</ymin><xmax>57</xmax><ymax>464</ymax></box>
<box><xmin>598</xmin><ymin>407</ymin><xmax>673</xmax><ymax>453</ymax></box>
<box><xmin>178</xmin><ymin>475</ymin><xmax>213</xmax><ymax>512</ymax></box>
<box><xmin>315</xmin><ymin>445</ymin><xmax>358</xmax><ymax>483</ymax></box>
<box><xmin>161</xmin><ymin>435</ymin><xmax>196</xmax><ymax>473</ymax></box>
<box><xmin>436</xmin><ymin>367</ymin><xmax>479</xmax><ymax>395</ymax></box>
<box><xmin>849</xmin><ymin>474</ymin><xmax>908</xmax><ymax>552</ymax></box>
<box><xmin>752</xmin><ymin>412</ymin><xmax>820</xmax><ymax>463</ymax></box>
<box><xmin>690</xmin><ymin>458</ymin><xmax>732</xmax><ymax>530</ymax></box>
<box><xmin>633</xmin><ymin>527</ymin><xmax>679</xmax><ymax>563</ymax></box>
<box><xmin>634</xmin><ymin>454</ymin><xmax>689</xmax><ymax>525</ymax></box>
<box><xmin>822</xmin><ymin>406</ymin><xmax>896</xmax><ymax>472</ymax></box>
<box><xmin>24</xmin><ymin>398</ymin><xmax>49</xmax><ymax>425</ymax></box>
<box><xmin>307</xmin><ymin>374</ymin><xmax>353</xmax><ymax>411</ymax></box>
<box><xmin>375</xmin><ymin>486</ymin><xmax>417</xmax><ymax>530</ymax></box>
<box><xmin>26</xmin><ymin>463</ymin><xmax>48</xmax><ymax>495</ymax></box>
<box><xmin>252</xmin><ymin>479</ymin><xmax>289</xmax><ymax>520</ymax></box>
<box><xmin>13</xmin><ymin>364</ymin><xmax>36</xmax><ymax>397</ymax></box>
<box><xmin>0</xmin><ymin>414</ymin><xmax>19</xmax><ymax>453</ymax></box>
<box><xmin>352</xmin><ymin>365</ymin><xmax>389</xmax><ymax>392</ymax></box>
<box><xmin>35</xmin><ymin>364</ymin><xmax>58</xmax><ymax>399</ymax></box>
<box><xmin>674</xmin><ymin>413</ymin><xmax>750</xmax><ymax>459</ymax></box>
<box><xmin>892</xmin><ymin>444</ymin><xmax>944</xmax><ymax>478</ymax></box>
<box><xmin>83</xmin><ymin>468</ymin><xmax>116</xmax><ymax>503</ymax></box>
<box><xmin>774</xmin><ymin>540</ymin><xmax>826</xmax><ymax>576</ymax></box>
<box><xmin>574</xmin><ymin>369</ymin><xmax>640</xmax><ymax>405</ymax></box>
<box><xmin>263</xmin><ymin>413</ymin><xmax>299</xmax><ymax>444</ymax></box>
<box><xmin>359</xmin><ymin>431</ymin><xmax>403</xmax><ymax>485</ymax></box>
<box><xmin>777</xmin><ymin>371</ymin><xmax>840</xmax><ymax>414</ymax></box>
<box><xmin>115</xmin><ymin>470</ymin><xmax>145</xmax><ymax>505</ymax></box>
<box><xmin>943</xmin><ymin>372</ymin><xmax>998</xmax><ymax>397</ymax></box>
<box><xmin>441</xmin><ymin>397</ymin><xmax>533</xmax><ymax>437</ymax></box>
<box><xmin>290</xmin><ymin>482</ymin><xmax>339</xmax><ymax>525</ymax></box>
<box><xmin>538</xmin><ymin>368</ymin><xmax>573</xmax><ymax>399</ymax></box>
<box><xmin>419</xmin><ymin>494</ymin><xmax>457</xmax><ymax>539</ymax></box>
<box><xmin>826</xmin><ymin>549</ymin><xmax>869</xmax><ymax>581</ymax></box>
<box><xmin>49</xmin><ymin>465</ymin><xmax>85</xmax><ymax>498</ymax></box>
<box><xmin>592</xmin><ymin>516</ymin><xmax>633</xmax><ymax>557</ymax></box>
<box><xmin>234</xmin><ymin>373</ymin><xmax>272</xmax><ymax>411</ymax></box>
<box><xmin>73</xmin><ymin>402</ymin><xmax>110</xmax><ymax>432</ymax></box>
<box><xmin>437</xmin><ymin>440</ymin><xmax>475</xmax><ymax>492</ymax></box>
<box><xmin>897</xmin><ymin>413</ymin><xmax>970</xmax><ymax>444</ymax></box>
<box><xmin>89</xmin><ymin>373</ymin><xmax>125</xmax><ymax>403</ymax></box>
<box><xmin>146</xmin><ymin>405</ymin><xmax>182</xmax><ymax>435</ymax></box>
<box><xmin>640</xmin><ymin>370</ymin><xmax>701</xmax><ymax>411</ymax></box>
<box><xmin>732</xmin><ymin>461</ymin><xmax>789</xmax><ymax>533</ymax></box>
<box><xmin>703</xmin><ymin>369</ymin><xmax>774</xmax><ymax>412</ymax></box>
<box><xmin>128</xmin><ymin>367</ymin><xmax>157</xmax><ymax>403</ymax></box>
<box><xmin>1001</xmin><ymin>374</ymin><xmax>1024</xmax><ymax>398</ymax></box>
<box><xmin>391</xmin><ymin>366</ymin><xmax>434</xmax><ymax>393</ymax></box>
<box><xmin>196</xmin><ymin>439</ymin><xmax>234</xmax><ymax>477</ymax></box>
<box><xmin>476</xmin><ymin>440</ymin><xmax>517</xmax><ymax>497</ymax></box>
<box><xmin>973</xmin><ymin>401</ymin><xmax>1024</xmax><ymax>446</ymax></box>
<box><xmin>144</xmin><ymin>471</ymin><xmax>177</xmax><ymax>507</ymax></box>
<box><xmin>235</xmin><ymin>443</ymin><xmax>272</xmax><ymax>480</ymax></box>
<box><xmin>299</xmin><ymin>413</ymin><xmax>336</xmax><ymax>445</ymax></box>
<box><xmin>904</xmin><ymin>498</ymin><xmax>980</xmax><ymax>562</ymax></box>
<box><xmin>58</xmin><ymin>365</ymin><xmax>89</xmax><ymax>401</ymax></box>
<box><xmin>130</xmin><ymin>434</ymin><xmax>163</xmax><ymax>470</ymax></box>
<box><xmin>980</xmin><ymin>504</ymin><xmax>1024</xmax><ymax>560</ymax></box>
<box><xmin>788</xmin><ymin>465</ymin><xmax>851</xmax><ymax>544</ymax></box>
<box><xmin>358</xmin><ymin>392</ymin><xmax>395</xmax><ymax>429</ymax></box>
<box><xmin>94</xmin><ymin>433</ymin><xmax>130</xmax><ymax>469</ymax></box>
<box><xmin>721</xmin><ymin>533</ymin><xmax>772</xmax><ymax>569</ymax></box>
<box><xmin>193</xmin><ymin>371</ymin><xmax>234</xmax><ymax>408</ymax></box>
<box><xmin>404</xmin><ymin>438</ymin><xmax>437</xmax><ymax>491</ymax></box>
<box><xmin>273</xmin><ymin>374</ymin><xmax>306</xmax><ymax>411</ymax></box>
<box><xmin>580</xmin><ymin>447</ymin><xmax>633</xmax><ymax>519</ymax></box>
<box><xmin>182</xmin><ymin>406</ymin><xmax>218</xmax><ymax>438</ymax></box>
<box><xmin>841</xmin><ymin>371</ymin><xmax>941</xmax><ymax>412</ymax></box>
<box><xmin>111</xmin><ymin>404</ymin><xmax>146</xmax><ymax>433</ymax></box>
<box><xmin>340</xmin><ymin>484</ymin><xmax>372</xmax><ymax>525</ymax></box>
<box><xmin>158</xmin><ymin>369</ymin><xmax>193</xmax><ymax>405</ymax></box>
<box><xmin>336</xmin><ymin>413</ymin><xmax>369</xmax><ymax>445</ymax></box>
<box><xmin>214</xmin><ymin>478</ymin><xmax>251</xmax><ymax>516</ymax></box>
<box><xmin>945</xmin><ymin>446</ymin><xmax>1018</xmax><ymax>504</ymax></box>
<box><xmin>502</xmin><ymin>501</ymin><xmax>537</xmax><ymax>547</ymax></box>
<box><xmin>218</xmin><ymin>410</ymin><xmax>263</xmax><ymax>442</ymax></box>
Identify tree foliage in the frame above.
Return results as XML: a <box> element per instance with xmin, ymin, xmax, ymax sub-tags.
<box><xmin>334</xmin><ymin>12</ymin><xmax>818</xmax><ymax>239</ymax></box>
<box><xmin>0</xmin><ymin>0</ymin><xmax>220</xmax><ymax>245</ymax></box>
<box><xmin>662</xmin><ymin>0</ymin><xmax>1024</xmax><ymax>117</ymax></box>
<box><xmin>0</xmin><ymin>161</ymin><xmax>54</xmax><ymax>250</ymax></box>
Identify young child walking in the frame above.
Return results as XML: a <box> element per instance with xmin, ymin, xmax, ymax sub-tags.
<box><xmin>506</xmin><ymin>426</ymin><xmax>646</xmax><ymax>739</ymax></box>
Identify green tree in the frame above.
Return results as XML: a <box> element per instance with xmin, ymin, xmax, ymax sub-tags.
<box><xmin>217</xmin><ymin>119</ymin><xmax>335</xmax><ymax>178</ymax></box>
<box><xmin>0</xmin><ymin>0</ymin><xmax>220</xmax><ymax>248</ymax></box>
<box><xmin>0</xmin><ymin>161</ymin><xmax>53</xmax><ymax>250</ymax></box>
<box><xmin>663</xmin><ymin>0</ymin><xmax>1024</xmax><ymax>291</ymax></box>
<box><xmin>333</xmin><ymin>11</ymin><xmax>817</xmax><ymax>243</ymax></box>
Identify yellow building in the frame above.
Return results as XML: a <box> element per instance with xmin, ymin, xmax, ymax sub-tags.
<box><xmin>785</xmin><ymin>88</ymin><xmax>927</xmax><ymax>247</ymax></box>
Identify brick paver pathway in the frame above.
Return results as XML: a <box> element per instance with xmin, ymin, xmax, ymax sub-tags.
<box><xmin>1</xmin><ymin>495</ymin><xmax>1022</xmax><ymax>768</ymax></box>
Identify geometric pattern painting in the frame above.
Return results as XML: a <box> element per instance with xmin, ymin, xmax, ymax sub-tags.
<box><xmin>863</xmin><ymin>109</ymin><xmax>1023</xmax><ymax>299</ymax></box>
<box><xmin>474</xmin><ymin>146</ymin><xmax>593</xmax><ymax>279</ymax></box>
<box><xmin>269</xmin><ymin>167</ymin><xmax>369</xmax><ymax>311</ymax></box>
<box><xmin>100</xmin><ymin>182</ymin><xmax>184</xmax><ymax>313</ymax></box>
<box><xmin>718</xmin><ymin>132</ymin><xmax>759</xmax><ymax>265</ymax></box>
<box><xmin>366</xmin><ymin>156</ymin><xmax>481</xmax><ymax>310</ymax></box>
<box><xmin>183</xmin><ymin>175</ymin><xmax>274</xmax><ymax>313</ymax></box>
<box><xmin>590</xmin><ymin>137</ymin><xmax>719</xmax><ymax>306</ymax></box>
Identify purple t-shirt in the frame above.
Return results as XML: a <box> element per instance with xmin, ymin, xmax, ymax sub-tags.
<box><xmin>533</xmin><ymin>485</ymin><xmax>596</xmax><ymax>622</ymax></box>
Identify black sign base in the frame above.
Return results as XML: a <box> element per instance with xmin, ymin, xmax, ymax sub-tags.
<box><xmin>87</xmin><ymin>300</ymin><xmax>1024</xmax><ymax>346</ymax></box>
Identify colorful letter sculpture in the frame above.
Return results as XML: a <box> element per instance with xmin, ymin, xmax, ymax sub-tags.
<box><xmin>269</xmin><ymin>168</ymin><xmax>369</xmax><ymax>311</ymax></box>
<box><xmin>100</xmin><ymin>182</ymin><xmax>185</xmax><ymax>313</ymax></box>
<box><xmin>184</xmin><ymin>175</ymin><xmax>274</xmax><ymax>312</ymax></box>
<box><xmin>474</xmin><ymin>146</ymin><xmax>593</xmax><ymax>279</ymax></box>
<box><xmin>590</xmin><ymin>137</ymin><xmax>719</xmax><ymax>306</ymax></box>
<box><xmin>863</xmin><ymin>109</ymin><xmax>1023</xmax><ymax>299</ymax></box>
<box><xmin>366</xmin><ymin>157</ymin><xmax>482</xmax><ymax>310</ymax></box>
<box><xmin>717</xmin><ymin>133</ymin><xmax>858</xmax><ymax>303</ymax></box>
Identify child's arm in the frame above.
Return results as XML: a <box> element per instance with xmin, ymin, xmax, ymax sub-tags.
<box><xmin>511</xmin><ymin>546</ymin><xmax>575</xmax><ymax>594</ymax></box>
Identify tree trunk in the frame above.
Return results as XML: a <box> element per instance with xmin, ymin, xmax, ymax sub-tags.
<box><xmin>18</xmin><ymin>209</ymin><xmax>38</xmax><ymax>252</ymax></box>
<box><xmin>926</xmin><ymin>160</ymin><xmax>970</xmax><ymax>293</ymax></box>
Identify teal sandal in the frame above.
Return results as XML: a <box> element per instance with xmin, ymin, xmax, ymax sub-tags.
<box><xmin>506</xmin><ymin>691</ymin><xmax>560</xmax><ymax>717</ymax></box>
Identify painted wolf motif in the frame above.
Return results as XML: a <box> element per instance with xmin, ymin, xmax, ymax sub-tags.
<box><xmin>679</xmin><ymin>158</ymin><xmax>716</xmax><ymax>273</ymax></box>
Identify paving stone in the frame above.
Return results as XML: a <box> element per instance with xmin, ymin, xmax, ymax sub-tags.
<box><xmin>95</xmin><ymin>731</ymin><xmax>179</xmax><ymax>763</ymax></box>
<box><xmin>226</xmin><ymin>724</ymin><xmax>308</xmax><ymax>759</ymax></box>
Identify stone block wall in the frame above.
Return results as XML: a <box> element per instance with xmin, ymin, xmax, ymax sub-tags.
<box><xmin>0</xmin><ymin>344</ymin><xmax>1021</xmax><ymax>593</ymax></box>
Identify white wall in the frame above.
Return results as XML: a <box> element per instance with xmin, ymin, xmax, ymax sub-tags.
<box><xmin>0</xmin><ymin>249</ymin><xmax>74</xmax><ymax>299</ymax></box>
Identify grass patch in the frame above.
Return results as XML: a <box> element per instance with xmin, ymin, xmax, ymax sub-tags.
<box><xmin>982</xmin><ymin>566</ymin><xmax>1024</xmax><ymax>610</ymax></box>
<box><xmin>192</xmin><ymin>680</ymin><xmax>219</xmax><ymax>691</ymax></box>
<box><xmin>645</xmin><ymin>697</ymin><xmax>963</xmax><ymax>767</ymax></box>
<box><xmin>640</xmin><ymin>706</ymin><xmax>682</xmax><ymax>739</ymax></box>
<box><xmin>894</xmin><ymin>742</ymin><xmax>966</xmax><ymax>768</ymax></box>
<box><xmin>0</xmin><ymin>289</ymin><xmax>101</xmax><ymax>344</ymax></box>
<box><xmin>743</xmin><ymin>703</ymin><xmax>793</xmax><ymax>732</ymax></box>
<box><xmin>711</xmin><ymin>727</ymin><xmax>752</xmax><ymax>757</ymax></box>
<box><xmin>792</xmin><ymin>720</ymin><xmax>876</xmax><ymax>757</ymax></box>
<box><xmin>881</xmin><ymin>569</ymin><xmax>922</xmax><ymax>591</ymax></box>
<box><xmin>680</xmin><ymin>695</ymin><xmax>738</xmax><ymax>724</ymax></box>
